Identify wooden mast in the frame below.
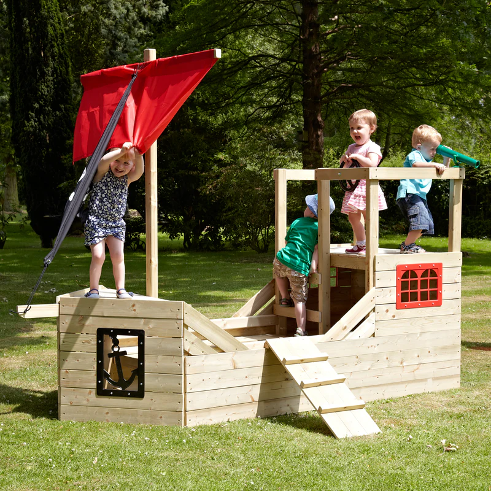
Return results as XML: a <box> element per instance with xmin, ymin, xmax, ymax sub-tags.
<box><xmin>143</xmin><ymin>48</ymin><xmax>159</xmax><ymax>298</ymax></box>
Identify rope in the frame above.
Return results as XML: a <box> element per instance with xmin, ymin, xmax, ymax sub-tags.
<box><xmin>22</xmin><ymin>264</ymin><xmax>49</xmax><ymax>315</ymax></box>
<box><xmin>23</xmin><ymin>69</ymin><xmax>140</xmax><ymax>310</ymax></box>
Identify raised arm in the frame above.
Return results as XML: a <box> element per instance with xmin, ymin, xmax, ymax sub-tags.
<box><xmin>93</xmin><ymin>142</ymin><xmax>133</xmax><ymax>183</ymax></box>
<box><xmin>127</xmin><ymin>148</ymin><xmax>144</xmax><ymax>184</ymax></box>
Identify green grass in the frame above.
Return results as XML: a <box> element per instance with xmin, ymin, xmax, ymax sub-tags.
<box><xmin>0</xmin><ymin>217</ymin><xmax>490</xmax><ymax>490</ymax></box>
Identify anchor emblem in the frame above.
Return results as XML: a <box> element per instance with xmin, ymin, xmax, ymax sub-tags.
<box><xmin>103</xmin><ymin>335</ymin><xmax>139</xmax><ymax>390</ymax></box>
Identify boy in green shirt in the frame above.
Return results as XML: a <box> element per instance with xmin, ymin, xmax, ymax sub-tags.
<box><xmin>273</xmin><ymin>194</ymin><xmax>335</xmax><ymax>336</ymax></box>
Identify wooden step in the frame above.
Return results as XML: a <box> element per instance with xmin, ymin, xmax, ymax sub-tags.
<box><xmin>300</xmin><ymin>375</ymin><xmax>346</xmax><ymax>388</ymax></box>
<box><xmin>265</xmin><ymin>337</ymin><xmax>381</xmax><ymax>439</ymax></box>
<box><xmin>266</xmin><ymin>338</ymin><xmax>328</xmax><ymax>365</ymax></box>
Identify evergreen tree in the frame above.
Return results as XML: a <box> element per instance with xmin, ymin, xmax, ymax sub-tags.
<box><xmin>7</xmin><ymin>0</ymin><xmax>74</xmax><ymax>247</ymax></box>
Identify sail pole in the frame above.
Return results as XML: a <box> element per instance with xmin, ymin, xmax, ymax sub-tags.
<box><xmin>143</xmin><ymin>48</ymin><xmax>159</xmax><ymax>298</ymax></box>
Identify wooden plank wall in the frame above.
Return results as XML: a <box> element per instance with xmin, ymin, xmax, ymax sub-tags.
<box><xmin>184</xmin><ymin>253</ymin><xmax>462</xmax><ymax>426</ymax></box>
<box><xmin>58</xmin><ymin>297</ymin><xmax>185</xmax><ymax>426</ymax></box>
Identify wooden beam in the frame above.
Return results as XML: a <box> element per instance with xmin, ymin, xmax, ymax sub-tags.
<box><xmin>273</xmin><ymin>305</ymin><xmax>321</xmax><ymax>323</ymax></box>
<box><xmin>283</xmin><ymin>169</ymin><xmax>316</xmax><ymax>181</ymax></box>
<box><xmin>318</xmin><ymin>179</ymin><xmax>331</xmax><ymax>334</ymax></box>
<box><xmin>232</xmin><ymin>280</ymin><xmax>275</xmax><ymax>317</ymax></box>
<box><xmin>320</xmin><ymin>288</ymin><xmax>376</xmax><ymax>341</ymax></box>
<box><xmin>212</xmin><ymin>314</ymin><xmax>277</xmax><ymax>330</ymax></box>
<box><xmin>316</xmin><ymin>167</ymin><xmax>464</xmax><ymax>181</ymax></box>
<box><xmin>365</xmin><ymin>179</ymin><xmax>379</xmax><ymax>292</ymax></box>
<box><xmin>448</xmin><ymin>178</ymin><xmax>464</xmax><ymax>252</ymax></box>
<box><xmin>144</xmin><ymin>48</ymin><xmax>159</xmax><ymax>298</ymax></box>
<box><xmin>274</xmin><ymin>168</ymin><xmax>287</xmax><ymax>336</ymax></box>
<box><xmin>184</xmin><ymin>304</ymin><xmax>248</xmax><ymax>352</ymax></box>
<box><xmin>17</xmin><ymin>303</ymin><xmax>59</xmax><ymax>318</ymax></box>
<box><xmin>183</xmin><ymin>329</ymin><xmax>217</xmax><ymax>355</ymax></box>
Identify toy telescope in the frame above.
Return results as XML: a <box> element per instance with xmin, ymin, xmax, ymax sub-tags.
<box><xmin>437</xmin><ymin>145</ymin><xmax>480</xmax><ymax>169</ymax></box>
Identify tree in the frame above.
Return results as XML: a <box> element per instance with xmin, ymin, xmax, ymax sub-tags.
<box><xmin>156</xmin><ymin>0</ymin><xmax>490</xmax><ymax>169</ymax></box>
<box><xmin>58</xmin><ymin>0</ymin><xmax>169</xmax><ymax>81</ymax></box>
<box><xmin>0</xmin><ymin>0</ymin><xmax>18</xmax><ymax>212</ymax></box>
<box><xmin>8</xmin><ymin>0</ymin><xmax>75</xmax><ymax>247</ymax></box>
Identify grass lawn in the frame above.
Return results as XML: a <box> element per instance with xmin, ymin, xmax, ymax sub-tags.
<box><xmin>0</xmin><ymin>217</ymin><xmax>490</xmax><ymax>491</ymax></box>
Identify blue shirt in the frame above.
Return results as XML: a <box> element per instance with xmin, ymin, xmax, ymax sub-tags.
<box><xmin>396</xmin><ymin>149</ymin><xmax>433</xmax><ymax>200</ymax></box>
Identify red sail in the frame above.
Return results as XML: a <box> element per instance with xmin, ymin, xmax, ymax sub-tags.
<box><xmin>73</xmin><ymin>49</ymin><xmax>219</xmax><ymax>162</ymax></box>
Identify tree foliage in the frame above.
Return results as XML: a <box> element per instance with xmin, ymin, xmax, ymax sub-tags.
<box><xmin>156</xmin><ymin>0</ymin><xmax>490</xmax><ymax>167</ymax></box>
<box><xmin>58</xmin><ymin>0</ymin><xmax>169</xmax><ymax>80</ymax></box>
<box><xmin>7</xmin><ymin>0</ymin><xmax>75</xmax><ymax>247</ymax></box>
<box><xmin>151</xmin><ymin>0</ymin><xmax>489</xmax><ymax>245</ymax></box>
<box><xmin>2</xmin><ymin>0</ymin><xmax>490</xmax><ymax>249</ymax></box>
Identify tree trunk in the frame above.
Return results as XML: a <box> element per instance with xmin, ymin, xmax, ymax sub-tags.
<box><xmin>301</xmin><ymin>0</ymin><xmax>324</xmax><ymax>170</ymax></box>
<box><xmin>4</xmin><ymin>163</ymin><xmax>19</xmax><ymax>211</ymax></box>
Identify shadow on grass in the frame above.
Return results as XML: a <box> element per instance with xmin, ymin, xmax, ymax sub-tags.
<box><xmin>264</xmin><ymin>412</ymin><xmax>335</xmax><ymax>438</ymax></box>
<box><xmin>0</xmin><ymin>333</ymin><xmax>53</xmax><ymax>351</ymax></box>
<box><xmin>0</xmin><ymin>384</ymin><xmax>57</xmax><ymax>419</ymax></box>
<box><xmin>462</xmin><ymin>340</ymin><xmax>491</xmax><ymax>351</ymax></box>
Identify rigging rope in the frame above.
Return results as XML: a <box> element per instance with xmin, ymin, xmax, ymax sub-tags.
<box><xmin>22</xmin><ymin>69</ymin><xmax>140</xmax><ymax>314</ymax></box>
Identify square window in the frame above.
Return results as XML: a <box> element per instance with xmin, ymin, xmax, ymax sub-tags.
<box><xmin>396</xmin><ymin>263</ymin><xmax>443</xmax><ymax>309</ymax></box>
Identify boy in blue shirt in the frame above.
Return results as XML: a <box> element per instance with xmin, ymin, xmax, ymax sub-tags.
<box><xmin>397</xmin><ymin>125</ymin><xmax>450</xmax><ymax>254</ymax></box>
<box><xmin>273</xmin><ymin>194</ymin><xmax>335</xmax><ymax>336</ymax></box>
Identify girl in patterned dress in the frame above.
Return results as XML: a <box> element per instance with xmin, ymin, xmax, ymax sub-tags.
<box><xmin>340</xmin><ymin>109</ymin><xmax>387</xmax><ymax>254</ymax></box>
<box><xmin>84</xmin><ymin>142</ymin><xmax>144</xmax><ymax>299</ymax></box>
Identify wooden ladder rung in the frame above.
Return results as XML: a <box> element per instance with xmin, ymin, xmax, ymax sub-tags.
<box><xmin>300</xmin><ymin>374</ymin><xmax>346</xmax><ymax>388</ymax></box>
<box><xmin>319</xmin><ymin>401</ymin><xmax>366</xmax><ymax>414</ymax></box>
<box><xmin>282</xmin><ymin>353</ymin><xmax>329</xmax><ymax>365</ymax></box>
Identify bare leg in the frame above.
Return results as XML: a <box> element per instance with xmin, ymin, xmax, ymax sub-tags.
<box><xmin>106</xmin><ymin>236</ymin><xmax>125</xmax><ymax>291</ymax></box>
<box><xmin>405</xmin><ymin>230</ymin><xmax>422</xmax><ymax>245</ymax></box>
<box><xmin>275</xmin><ymin>276</ymin><xmax>290</xmax><ymax>300</ymax></box>
<box><xmin>294</xmin><ymin>299</ymin><xmax>307</xmax><ymax>333</ymax></box>
<box><xmin>89</xmin><ymin>240</ymin><xmax>106</xmax><ymax>291</ymax></box>
<box><xmin>348</xmin><ymin>210</ymin><xmax>366</xmax><ymax>242</ymax></box>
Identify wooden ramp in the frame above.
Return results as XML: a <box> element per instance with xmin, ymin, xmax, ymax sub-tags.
<box><xmin>265</xmin><ymin>338</ymin><xmax>381</xmax><ymax>438</ymax></box>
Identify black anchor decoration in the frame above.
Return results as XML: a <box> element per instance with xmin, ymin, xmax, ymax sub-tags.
<box><xmin>103</xmin><ymin>334</ymin><xmax>139</xmax><ymax>390</ymax></box>
<box><xmin>96</xmin><ymin>328</ymin><xmax>145</xmax><ymax>398</ymax></box>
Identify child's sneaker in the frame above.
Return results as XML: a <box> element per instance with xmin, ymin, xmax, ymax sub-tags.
<box><xmin>294</xmin><ymin>327</ymin><xmax>308</xmax><ymax>337</ymax></box>
<box><xmin>116</xmin><ymin>289</ymin><xmax>134</xmax><ymax>299</ymax></box>
<box><xmin>84</xmin><ymin>289</ymin><xmax>99</xmax><ymax>299</ymax></box>
<box><xmin>400</xmin><ymin>242</ymin><xmax>426</xmax><ymax>254</ymax></box>
<box><xmin>345</xmin><ymin>244</ymin><xmax>366</xmax><ymax>254</ymax></box>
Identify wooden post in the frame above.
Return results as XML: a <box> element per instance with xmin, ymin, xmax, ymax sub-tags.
<box><xmin>448</xmin><ymin>174</ymin><xmax>464</xmax><ymax>252</ymax></box>
<box><xmin>274</xmin><ymin>169</ymin><xmax>288</xmax><ymax>336</ymax></box>
<box><xmin>317</xmin><ymin>179</ymin><xmax>331</xmax><ymax>334</ymax></box>
<box><xmin>365</xmin><ymin>178</ymin><xmax>379</xmax><ymax>292</ymax></box>
<box><xmin>144</xmin><ymin>48</ymin><xmax>159</xmax><ymax>298</ymax></box>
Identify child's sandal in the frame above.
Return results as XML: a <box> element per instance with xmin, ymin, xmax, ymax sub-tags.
<box><xmin>116</xmin><ymin>289</ymin><xmax>134</xmax><ymax>299</ymax></box>
<box><xmin>279</xmin><ymin>297</ymin><xmax>294</xmax><ymax>307</ymax></box>
<box><xmin>84</xmin><ymin>289</ymin><xmax>100</xmax><ymax>299</ymax></box>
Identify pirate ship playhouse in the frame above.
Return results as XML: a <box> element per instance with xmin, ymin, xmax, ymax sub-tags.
<box><xmin>19</xmin><ymin>161</ymin><xmax>464</xmax><ymax>439</ymax></box>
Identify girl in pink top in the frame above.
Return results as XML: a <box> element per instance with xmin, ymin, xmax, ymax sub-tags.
<box><xmin>340</xmin><ymin>109</ymin><xmax>387</xmax><ymax>254</ymax></box>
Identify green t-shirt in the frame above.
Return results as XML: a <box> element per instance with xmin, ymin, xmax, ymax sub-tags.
<box><xmin>276</xmin><ymin>216</ymin><xmax>318</xmax><ymax>277</ymax></box>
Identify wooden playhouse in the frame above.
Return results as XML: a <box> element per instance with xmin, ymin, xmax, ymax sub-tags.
<box><xmin>19</xmin><ymin>165</ymin><xmax>464</xmax><ymax>438</ymax></box>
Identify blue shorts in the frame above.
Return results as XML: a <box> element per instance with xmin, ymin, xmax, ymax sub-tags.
<box><xmin>397</xmin><ymin>194</ymin><xmax>434</xmax><ymax>235</ymax></box>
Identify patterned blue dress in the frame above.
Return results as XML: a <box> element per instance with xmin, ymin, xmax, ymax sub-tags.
<box><xmin>84</xmin><ymin>171</ymin><xmax>128</xmax><ymax>246</ymax></box>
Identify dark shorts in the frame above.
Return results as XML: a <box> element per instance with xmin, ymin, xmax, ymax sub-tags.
<box><xmin>397</xmin><ymin>194</ymin><xmax>434</xmax><ymax>235</ymax></box>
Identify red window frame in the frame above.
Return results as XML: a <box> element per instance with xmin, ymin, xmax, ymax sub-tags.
<box><xmin>396</xmin><ymin>263</ymin><xmax>443</xmax><ymax>309</ymax></box>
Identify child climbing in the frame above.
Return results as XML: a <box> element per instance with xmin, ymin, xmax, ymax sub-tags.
<box><xmin>396</xmin><ymin>124</ymin><xmax>450</xmax><ymax>254</ymax></box>
<box><xmin>84</xmin><ymin>142</ymin><xmax>144</xmax><ymax>299</ymax></box>
<box><xmin>340</xmin><ymin>109</ymin><xmax>387</xmax><ymax>254</ymax></box>
<box><xmin>273</xmin><ymin>194</ymin><xmax>335</xmax><ymax>337</ymax></box>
